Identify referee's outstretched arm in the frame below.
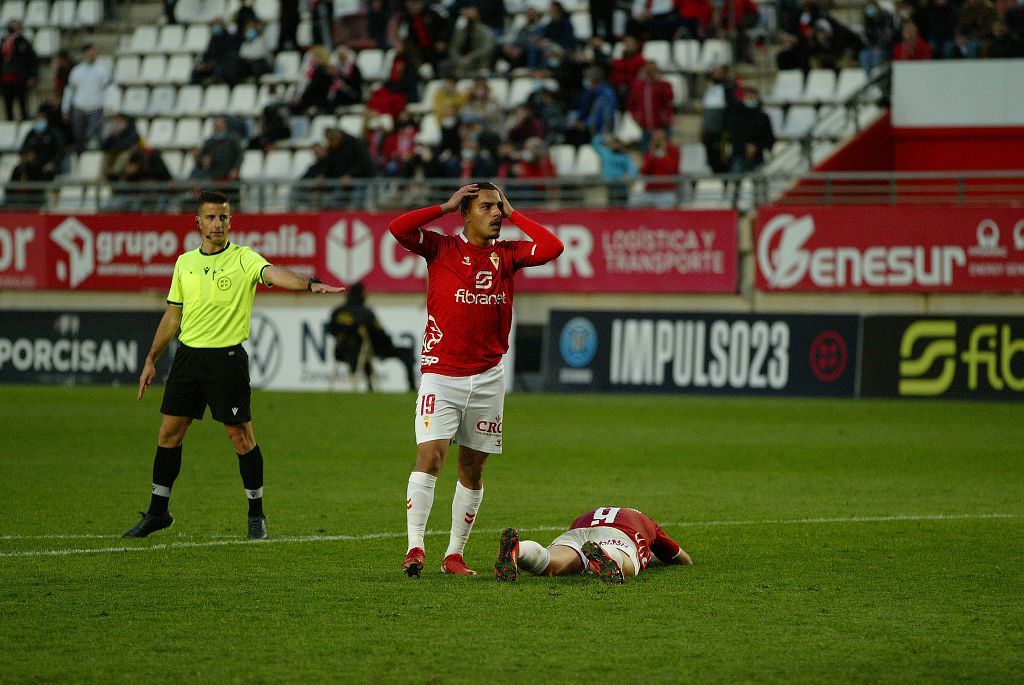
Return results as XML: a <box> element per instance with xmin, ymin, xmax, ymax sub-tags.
<box><xmin>262</xmin><ymin>265</ymin><xmax>345</xmax><ymax>294</ymax></box>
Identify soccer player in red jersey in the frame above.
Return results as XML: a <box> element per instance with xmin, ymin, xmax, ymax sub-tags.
<box><xmin>390</xmin><ymin>182</ymin><xmax>564</xmax><ymax>578</ymax></box>
<box><xmin>493</xmin><ymin>506</ymin><xmax>693</xmax><ymax>584</ymax></box>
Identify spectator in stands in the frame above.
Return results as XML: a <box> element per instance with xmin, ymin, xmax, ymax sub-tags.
<box><xmin>609</xmin><ymin>35</ymin><xmax>647</xmax><ymax>109</ymax></box>
<box><xmin>190</xmin><ymin>116</ymin><xmax>243</xmax><ymax>195</ymax></box>
<box><xmin>1</xmin><ymin>20</ymin><xmax>38</xmax><ymax>121</ymax></box>
<box><xmin>918</xmin><ymin>0</ymin><xmax>960</xmax><ymax>58</ymax></box>
<box><xmin>776</xmin><ymin>32</ymin><xmax>811</xmax><ymax>71</ymax></box>
<box><xmin>61</xmin><ymin>44</ymin><xmax>110</xmax><ymax>154</ymax></box>
<box><xmin>627</xmin><ymin>61</ymin><xmax>674</xmax><ymax>152</ymax></box>
<box><xmin>627</xmin><ymin>0</ymin><xmax>680</xmax><ymax>41</ymax></box>
<box><xmin>727</xmin><ymin>85</ymin><xmax>774</xmax><ymax>175</ymax></box>
<box><xmin>984</xmin><ymin>18</ymin><xmax>1024</xmax><ymax>56</ymax></box>
<box><xmin>432</xmin><ymin>72</ymin><xmax>468</xmax><ymax>121</ymax></box>
<box><xmin>389</xmin><ymin>0</ymin><xmax>451</xmax><ymax>71</ymax></box>
<box><xmin>5</xmin><ymin>148</ymin><xmax>48</xmax><ymax>209</ymax></box>
<box><xmin>51</xmin><ymin>50</ymin><xmax>75</xmax><ymax>103</ymax></box>
<box><xmin>789</xmin><ymin>0</ymin><xmax>826</xmax><ymax>38</ymax></box>
<box><xmin>542</xmin><ymin>2</ymin><xmax>577</xmax><ymax>55</ymax></box>
<box><xmin>440</xmin><ymin>135</ymin><xmax>496</xmax><ymax>179</ymax></box>
<box><xmin>376</xmin><ymin>39</ymin><xmax>420</xmax><ymax>104</ymax></box>
<box><xmin>505</xmin><ymin>103</ymin><xmax>546</xmax><ymax>147</ymax></box>
<box><xmin>291</xmin><ymin>46</ymin><xmax>335</xmax><ymax>113</ymax></box>
<box><xmin>330</xmin><ymin>45</ymin><xmax>364</xmax><ymax>108</ymax></box>
<box><xmin>631</xmin><ymin>128</ymin><xmax>680</xmax><ymax>208</ymax></box>
<box><xmin>860</xmin><ymin>0</ymin><xmax>897</xmax><ymax>73</ymax></box>
<box><xmin>576</xmin><ymin>66</ymin><xmax>617</xmax><ymax>139</ymax></box>
<box><xmin>956</xmin><ymin>0</ymin><xmax>998</xmax><ymax>57</ymax></box>
<box><xmin>378</xmin><ymin>110</ymin><xmax>420</xmax><ymax>177</ymax></box>
<box><xmin>528</xmin><ymin>86</ymin><xmax>568</xmax><ymax>145</ymax></box>
<box><xmin>700</xmin><ymin>64</ymin><xmax>738</xmax><ymax>174</ymax></box>
<box><xmin>1006</xmin><ymin>1</ymin><xmax>1024</xmax><ymax>39</ymax></box>
<box><xmin>192</xmin><ymin>18</ymin><xmax>242</xmax><ymax>85</ymax></box>
<box><xmin>251</xmin><ymin>85</ymin><xmax>292</xmax><ymax>150</ymax></box>
<box><xmin>279</xmin><ymin>0</ymin><xmax>301</xmax><ymax>51</ymax></box>
<box><xmin>107</xmin><ymin>142</ymin><xmax>174</xmax><ymax>211</ymax></box>
<box><xmin>311</xmin><ymin>0</ymin><xmax>336</xmax><ymax>50</ymax></box>
<box><xmin>449</xmin><ymin>6</ymin><xmax>497</xmax><ymax>78</ymax></box>
<box><xmin>366</xmin><ymin>112</ymin><xmax>394</xmax><ymax>173</ymax></box>
<box><xmin>511</xmin><ymin>136</ymin><xmax>557</xmax><ymax>202</ymax></box>
<box><xmin>20</xmin><ymin>108</ymin><xmax>66</xmax><ymax>180</ymax></box>
<box><xmin>718</xmin><ymin>0</ymin><xmax>762</xmax><ymax>62</ymax></box>
<box><xmin>675</xmin><ymin>0</ymin><xmax>714</xmax><ymax>39</ymax></box>
<box><xmin>325</xmin><ymin>126</ymin><xmax>374</xmax><ymax>207</ymax></box>
<box><xmin>460</xmin><ymin>79</ymin><xmax>504</xmax><ymax>135</ymax></box>
<box><xmin>100</xmin><ymin>114</ymin><xmax>141</xmax><ymax>180</ymax></box>
<box><xmin>235</xmin><ymin>0</ymin><xmax>259</xmax><ymax>30</ymax></box>
<box><xmin>590</xmin><ymin>0</ymin><xmax>617</xmax><ymax>42</ymax></box>
<box><xmin>808</xmin><ymin>17</ymin><xmax>864</xmax><ymax>70</ymax></box>
<box><xmin>591</xmin><ymin>133</ymin><xmax>638</xmax><ymax>207</ymax></box>
<box><xmin>495</xmin><ymin>6</ymin><xmax>544</xmax><ymax>71</ymax></box>
<box><xmin>892</xmin><ymin>20</ymin><xmax>933</xmax><ymax>59</ymax></box>
<box><xmin>238</xmin><ymin>22</ymin><xmax>273</xmax><ymax>81</ymax></box>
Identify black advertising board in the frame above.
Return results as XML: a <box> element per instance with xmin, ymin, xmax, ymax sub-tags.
<box><xmin>545</xmin><ymin>310</ymin><xmax>859</xmax><ymax>397</ymax></box>
<box><xmin>0</xmin><ymin>310</ymin><xmax>169</xmax><ymax>386</ymax></box>
<box><xmin>861</xmin><ymin>315</ymin><xmax>1024</xmax><ymax>400</ymax></box>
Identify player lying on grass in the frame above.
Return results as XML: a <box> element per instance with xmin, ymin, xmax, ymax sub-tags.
<box><xmin>494</xmin><ymin>506</ymin><xmax>693</xmax><ymax>584</ymax></box>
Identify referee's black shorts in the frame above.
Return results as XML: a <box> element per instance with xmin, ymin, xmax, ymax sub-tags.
<box><xmin>160</xmin><ymin>343</ymin><xmax>252</xmax><ymax>424</ymax></box>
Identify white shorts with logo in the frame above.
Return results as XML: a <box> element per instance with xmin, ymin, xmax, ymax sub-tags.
<box><xmin>549</xmin><ymin>526</ymin><xmax>642</xmax><ymax>575</ymax></box>
<box><xmin>414</xmin><ymin>363</ymin><xmax>505</xmax><ymax>453</ymax></box>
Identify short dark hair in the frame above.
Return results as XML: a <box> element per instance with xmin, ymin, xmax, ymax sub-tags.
<box><xmin>197</xmin><ymin>190</ymin><xmax>230</xmax><ymax>208</ymax></box>
<box><xmin>459</xmin><ymin>181</ymin><xmax>498</xmax><ymax>215</ymax></box>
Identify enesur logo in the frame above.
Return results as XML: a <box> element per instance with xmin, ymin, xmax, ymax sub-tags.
<box><xmin>899</xmin><ymin>320</ymin><xmax>1024</xmax><ymax>395</ymax></box>
<box><xmin>758</xmin><ymin>214</ymin><xmax>966</xmax><ymax>289</ymax></box>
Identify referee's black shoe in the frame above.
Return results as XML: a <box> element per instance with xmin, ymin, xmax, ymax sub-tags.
<box><xmin>122</xmin><ymin>511</ymin><xmax>174</xmax><ymax>538</ymax></box>
<box><xmin>248</xmin><ymin>515</ymin><xmax>268</xmax><ymax>540</ymax></box>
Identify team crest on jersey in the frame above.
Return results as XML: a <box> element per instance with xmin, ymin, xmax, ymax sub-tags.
<box><xmin>423</xmin><ymin>415</ymin><xmax>431</xmax><ymax>430</ymax></box>
<box><xmin>489</xmin><ymin>252</ymin><xmax>499</xmax><ymax>269</ymax></box>
<box><xmin>463</xmin><ymin>256</ymin><xmax>471</xmax><ymax>266</ymax></box>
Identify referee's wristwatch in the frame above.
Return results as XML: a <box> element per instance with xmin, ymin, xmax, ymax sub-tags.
<box><xmin>307</xmin><ymin>276</ymin><xmax>323</xmax><ymax>291</ymax></box>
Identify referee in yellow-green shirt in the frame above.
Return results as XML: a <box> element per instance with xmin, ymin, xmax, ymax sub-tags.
<box><xmin>123</xmin><ymin>190</ymin><xmax>344</xmax><ymax>540</ymax></box>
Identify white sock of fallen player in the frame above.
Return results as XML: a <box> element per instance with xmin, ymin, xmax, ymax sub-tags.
<box><xmin>444</xmin><ymin>481</ymin><xmax>484</xmax><ymax>557</ymax></box>
<box><xmin>517</xmin><ymin>539</ymin><xmax>551</xmax><ymax>575</ymax></box>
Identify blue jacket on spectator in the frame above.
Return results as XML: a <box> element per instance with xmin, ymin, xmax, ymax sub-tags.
<box><xmin>578</xmin><ymin>82</ymin><xmax>618</xmax><ymax>135</ymax></box>
<box><xmin>591</xmin><ymin>134</ymin><xmax>638</xmax><ymax>181</ymax></box>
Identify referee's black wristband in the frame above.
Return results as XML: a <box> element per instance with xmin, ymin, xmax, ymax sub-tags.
<box><xmin>307</xmin><ymin>276</ymin><xmax>322</xmax><ymax>291</ymax></box>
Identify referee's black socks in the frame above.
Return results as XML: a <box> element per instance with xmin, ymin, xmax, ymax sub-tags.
<box><xmin>148</xmin><ymin>445</ymin><xmax>182</xmax><ymax>516</ymax></box>
<box><xmin>238</xmin><ymin>445</ymin><xmax>264</xmax><ymax>518</ymax></box>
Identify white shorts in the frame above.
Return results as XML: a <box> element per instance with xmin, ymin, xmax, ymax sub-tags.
<box><xmin>549</xmin><ymin>526</ymin><xmax>642</xmax><ymax>575</ymax></box>
<box><xmin>414</xmin><ymin>364</ymin><xmax>505</xmax><ymax>453</ymax></box>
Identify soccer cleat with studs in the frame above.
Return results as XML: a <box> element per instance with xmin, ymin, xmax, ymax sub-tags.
<box><xmin>440</xmin><ymin>553</ymin><xmax>477</xmax><ymax>575</ymax></box>
<box><xmin>403</xmin><ymin>547</ymin><xmax>425</xmax><ymax>578</ymax></box>
<box><xmin>248</xmin><ymin>515</ymin><xmax>268</xmax><ymax>540</ymax></box>
<box><xmin>493</xmin><ymin>528</ymin><xmax>520</xmax><ymax>582</ymax></box>
<box><xmin>122</xmin><ymin>511</ymin><xmax>174</xmax><ymax>538</ymax></box>
<box><xmin>582</xmin><ymin>541</ymin><xmax>624</xmax><ymax>585</ymax></box>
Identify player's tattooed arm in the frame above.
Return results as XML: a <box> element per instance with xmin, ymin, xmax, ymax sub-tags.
<box><xmin>440</xmin><ymin>184</ymin><xmax>480</xmax><ymax>214</ymax></box>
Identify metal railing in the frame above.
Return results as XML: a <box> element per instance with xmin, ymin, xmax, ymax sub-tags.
<box><xmin>3</xmin><ymin>169</ymin><xmax>1022</xmax><ymax>214</ymax></box>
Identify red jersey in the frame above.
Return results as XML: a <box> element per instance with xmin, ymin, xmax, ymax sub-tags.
<box><xmin>571</xmin><ymin>507</ymin><xmax>682</xmax><ymax>570</ymax></box>
<box><xmin>390</xmin><ymin>205</ymin><xmax>563</xmax><ymax>376</ymax></box>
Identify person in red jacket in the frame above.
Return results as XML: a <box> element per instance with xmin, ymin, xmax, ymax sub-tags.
<box><xmin>892</xmin><ymin>20</ymin><xmax>933</xmax><ymax>60</ymax></box>
<box><xmin>631</xmin><ymin>129</ymin><xmax>681</xmax><ymax>208</ymax></box>
<box><xmin>391</xmin><ymin>183</ymin><xmax>564</xmax><ymax>578</ymax></box>
<box><xmin>627</xmin><ymin>61</ymin><xmax>675</xmax><ymax>152</ymax></box>
<box><xmin>608</xmin><ymin>34</ymin><xmax>647</xmax><ymax>108</ymax></box>
<box><xmin>493</xmin><ymin>506</ymin><xmax>693</xmax><ymax>584</ymax></box>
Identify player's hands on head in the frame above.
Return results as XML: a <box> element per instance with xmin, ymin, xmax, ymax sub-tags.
<box><xmin>497</xmin><ymin>187</ymin><xmax>515</xmax><ymax>218</ymax></box>
<box><xmin>441</xmin><ymin>184</ymin><xmax>479</xmax><ymax>214</ymax></box>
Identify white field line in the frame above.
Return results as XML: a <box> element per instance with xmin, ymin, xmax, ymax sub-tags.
<box><xmin>0</xmin><ymin>513</ymin><xmax>1017</xmax><ymax>559</ymax></box>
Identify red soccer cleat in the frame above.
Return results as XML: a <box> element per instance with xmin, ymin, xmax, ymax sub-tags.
<box><xmin>403</xmin><ymin>547</ymin><xmax>425</xmax><ymax>578</ymax></box>
<box><xmin>582</xmin><ymin>541</ymin><xmax>624</xmax><ymax>585</ymax></box>
<box><xmin>493</xmin><ymin>528</ymin><xmax>519</xmax><ymax>582</ymax></box>
<box><xmin>440</xmin><ymin>553</ymin><xmax>477</xmax><ymax>575</ymax></box>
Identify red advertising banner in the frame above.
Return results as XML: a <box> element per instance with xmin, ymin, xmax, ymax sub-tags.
<box><xmin>0</xmin><ymin>209</ymin><xmax>738</xmax><ymax>294</ymax></box>
<box><xmin>756</xmin><ymin>206</ymin><xmax>1024</xmax><ymax>292</ymax></box>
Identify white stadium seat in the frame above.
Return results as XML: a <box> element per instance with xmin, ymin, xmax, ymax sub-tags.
<box><xmin>24</xmin><ymin>0</ymin><xmax>50</xmax><ymax>28</ymax></box>
<box><xmin>550</xmin><ymin>144</ymin><xmax>576</xmax><ymax>176</ymax></box>
<box><xmin>174</xmin><ymin>118</ymin><xmax>203</xmax><ymax>149</ymax></box>
<box><xmin>1</xmin><ymin>2</ymin><xmax>27</xmax><ymax>27</ymax></box>
<box><xmin>49</xmin><ymin>1</ymin><xmax>77</xmax><ymax>29</ymax></box>
<box><xmin>120</xmin><ymin>86</ymin><xmax>150</xmax><ymax>117</ymax></box>
<box><xmin>147</xmin><ymin>86</ymin><xmax>177</xmax><ymax>116</ymax></box>
<box><xmin>157</xmin><ymin>25</ymin><xmax>187</xmax><ymax>54</ymax></box>
<box><xmin>175</xmin><ymin>85</ymin><xmax>204</xmax><ymax>116</ymax></box>
<box><xmin>642</xmin><ymin>41</ymin><xmax>675</xmax><ymax>73</ymax></box>
<box><xmin>239</xmin><ymin>149</ymin><xmax>265</xmax><ymax>180</ymax></box>
<box><xmin>184</xmin><ymin>25</ymin><xmax>211</xmax><ymax>54</ymax></box>
<box><xmin>229</xmin><ymin>84</ymin><xmax>259</xmax><ymax>116</ymax></box>
<box><xmin>614</xmin><ymin>112</ymin><xmax>643</xmax><ymax>145</ymax></box>
<box><xmin>32</xmin><ymin>28</ymin><xmax>59</xmax><ymax>58</ymax></box>
<box><xmin>673</xmin><ymin>39</ymin><xmax>700</xmax><ymax>72</ymax></box>
<box><xmin>767</xmin><ymin>69</ymin><xmax>804</xmax><ymax>105</ymax></box>
<box><xmin>201</xmin><ymin>84</ymin><xmax>230</xmax><ymax>115</ymax></box>
<box><xmin>780</xmin><ymin>105</ymin><xmax>817</xmax><ymax>139</ymax></box>
<box><xmin>146</xmin><ymin>118</ymin><xmax>176</xmax><ymax>149</ymax></box>
<box><xmin>128</xmin><ymin>26</ymin><xmax>160</xmax><ymax>55</ymax></box>
<box><xmin>166</xmin><ymin>55</ymin><xmax>194</xmax><ymax>85</ymax></box>
<box><xmin>113</xmin><ymin>56</ymin><xmax>141</xmax><ymax>86</ymax></box>
<box><xmin>698</xmin><ymin>39</ymin><xmax>732</xmax><ymax>71</ymax></box>
<box><xmin>356</xmin><ymin>49</ymin><xmax>386</xmax><ymax>83</ymax></box>
<box><xmin>573</xmin><ymin>145</ymin><xmax>601</xmax><ymax>176</ymax></box>
<box><xmin>800</xmin><ymin>68</ymin><xmax>837</xmax><ymax>104</ymax></box>
<box><xmin>77</xmin><ymin>0</ymin><xmax>103</xmax><ymax>26</ymax></box>
<box><xmin>338</xmin><ymin>114</ymin><xmax>364</xmax><ymax>137</ymax></box>
<box><xmin>138</xmin><ymin>55</ymin><xmax>168</xmax><ymax>84</ymax></box>
<box><xmin>835</xmin><ymin>67</ymin><xmax>868</xmax><ymax>102</ymax></box>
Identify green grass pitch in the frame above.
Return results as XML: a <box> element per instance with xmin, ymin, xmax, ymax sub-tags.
<box><xmin>1</xmin><ymin>386</ymin><xmax>1022</xmax><ymax>683</ymax></box>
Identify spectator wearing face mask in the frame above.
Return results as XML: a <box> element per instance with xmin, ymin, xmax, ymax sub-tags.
<box><xmin>892</xmin><ymin>21</ymin><xmax>933</xmax><ymax>60</ymax></box>
<box><xmin>859</xmin><ymin>0</ymin><xmax>896</xmax><ymax>73</ymax></box>
<box><xmin>576</xmin><ymin>66</ymin><xmax>618</xmax><ymax>139</ymax></box>
<box><xmin>440</xmin><ymin>136</ymin><xmax>496</xmax><ymax>180</ymax></box>
<box><xmin>627</xmin><ymin>61</ymin><xmax>675</xmax><ymax>152</ymax></box>
<box><xmin>100</xmin><ymin>114</ymin><xmax>141</xmax><ymax>180</ymax></box>
<box><xmin>727</xmin><ymin>86</ymin><xmax>774</xmax><ymax>175</ymax></box>
<box><xmin>190</xmin><ymin>116</ymin><xmax>243</xmax><ymax>202</ymax></box>
<box><xmin>448</xmin><ymin>7</ymin><xmax>496</xmax><ymax>78</ymax></box>
<box><xmin>591</xmin><ymin>133</ymin><xmax>638</xmax><ymax>207</ymax></box>
<box><xmin>609</xmin><ymin>35</ymin><xmax>646</xmax><ymax>109</ymax></box>
<box><xmin>191</xmin><ymin>18</ymin><xmax>242</xmax><ymax>85</ymax></box>
<box><xmin>5</xmin><ymin>147</ymin><xmax>48</xmax><ymax>208</ymax></box>
<box><xmin>238</xmin><ymin>21</ymin><xmax>272</xmax><ymax>80</ymax></box>
<box><xmin>631</xmin><ymin>128</ymin><xmax>680</xmax><ymax>208</ymax></box>
<box><xmin>329</xmin><ymin>46</ymin><xmax>364</xmax><ymax>108</ymax></box>
<box><xmin>20</xmin><ymin>108</ymin><xmax>67</xmax><ymax>180</ymax></box>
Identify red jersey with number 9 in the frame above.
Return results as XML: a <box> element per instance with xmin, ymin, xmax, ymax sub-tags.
<box><xmin>389</xmin><ymin>205</ymin><xmax>563</xmax><ymax>377</ymax></box>
<box><xmin>571</xmin><ymin>507</ymin><xmax>682</xmax><ymax>570</ymax></box>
